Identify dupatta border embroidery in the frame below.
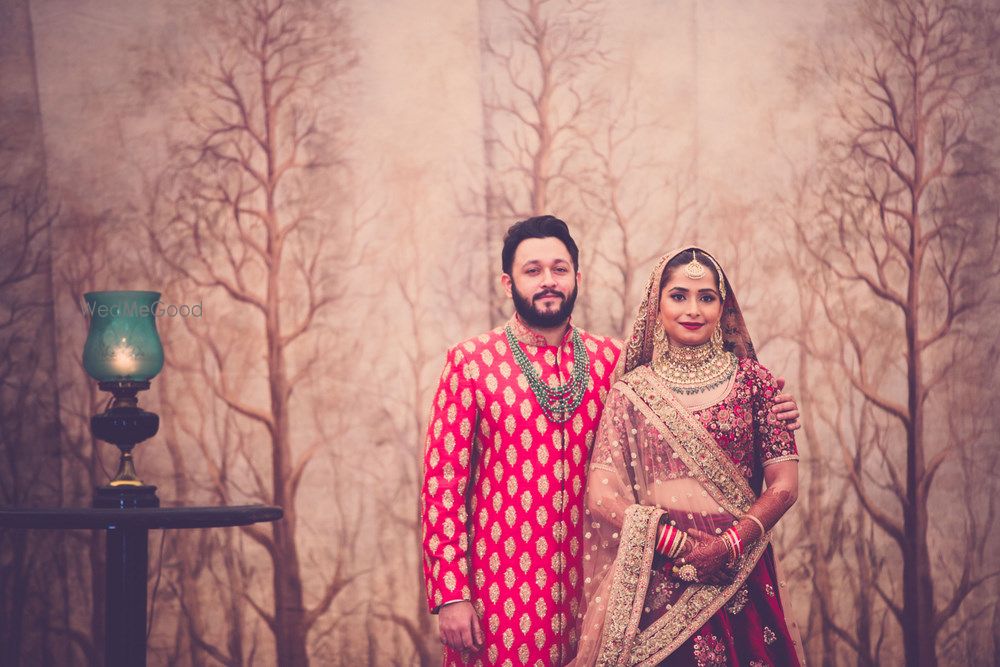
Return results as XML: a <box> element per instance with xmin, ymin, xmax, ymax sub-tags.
<box><xmin>597</xmin><ymin>368</ymin><xmax>772</xmax><ymax>665</ymax></box>
<box><xmin>595</xmin><ymin>504</ymin><xmax>664</xmax><ymax>667</ymax></box>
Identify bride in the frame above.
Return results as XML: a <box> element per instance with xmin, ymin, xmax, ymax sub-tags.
<box><xmin>572</xmin><ymin>248</ymin><xmax>803</xmax><ymax>666</ymax></box>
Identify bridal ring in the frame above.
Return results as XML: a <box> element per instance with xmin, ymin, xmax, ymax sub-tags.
<box><xmin>672</xmin><ymin>563</ymin><xmax>699</xmax><ymax>582</ymax></box>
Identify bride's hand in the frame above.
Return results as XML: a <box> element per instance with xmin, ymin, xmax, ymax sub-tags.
<box><xmin>671</xmin><ymin>528</ymin><xmax>733</xmax><ymax>585</ymax></box>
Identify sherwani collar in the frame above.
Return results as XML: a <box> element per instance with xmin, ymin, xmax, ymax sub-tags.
<box><xmin>505</xmin><ymin>314</ymin><xmax>573</xmax><ymax>348</ymax></box>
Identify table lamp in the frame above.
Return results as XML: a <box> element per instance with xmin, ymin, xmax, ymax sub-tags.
<box><xmin>82</xmin><ymin>291</ymin><xmax>163</xmax><ymax>508</ymax></box>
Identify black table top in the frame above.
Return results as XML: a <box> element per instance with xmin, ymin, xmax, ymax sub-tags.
<box><xmin>0</xmin><ymin>505</ymin><xmax>283</xmax><ymax>530</ymax></box>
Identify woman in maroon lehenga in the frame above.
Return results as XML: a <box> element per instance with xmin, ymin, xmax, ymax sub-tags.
<box><xmin>571</xmin><ymin>248</ymin><xmax>804</xmax><ymax>667</ymax></box>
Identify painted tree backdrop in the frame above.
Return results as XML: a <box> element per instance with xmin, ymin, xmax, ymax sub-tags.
<box><xmin>1</xmin><ymin>0</ymin><xmax>998</xmax><ymax>665</ymax></box>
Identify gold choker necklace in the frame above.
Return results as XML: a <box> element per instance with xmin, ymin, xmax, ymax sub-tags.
<box><xmin>652</xmin><ymin>338</ymin><xmax>737</xmax><ymax>395</ymax></box>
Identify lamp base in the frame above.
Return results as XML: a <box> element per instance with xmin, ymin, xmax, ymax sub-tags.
<box><xmin>93</xmin><ymin>485</ymin><xmax>160</xmax><ymax>509</ymax></box>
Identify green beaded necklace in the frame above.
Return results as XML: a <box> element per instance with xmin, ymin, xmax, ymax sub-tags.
<box><xmin>504</xmin><ymin>324</ymin><xmax>590</xmax><ymax>423</ymax></box>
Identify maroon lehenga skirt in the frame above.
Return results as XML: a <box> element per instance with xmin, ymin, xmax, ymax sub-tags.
<box><xmin>647</xmin><ymin>547</ymin><xmax>800</xmax><ymax>667</ymax></box>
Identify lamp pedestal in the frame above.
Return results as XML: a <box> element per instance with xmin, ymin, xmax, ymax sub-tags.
<box><xmin>91</xmin><ymin>380</ymin><xmax>160</xmax><ymax>509</ymax></box>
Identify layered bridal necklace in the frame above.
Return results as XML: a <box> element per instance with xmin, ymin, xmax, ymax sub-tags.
<box><xmin>652</xmin><ymin>335</ymin><xmax>737</xmax><ymax>395</ymax></box>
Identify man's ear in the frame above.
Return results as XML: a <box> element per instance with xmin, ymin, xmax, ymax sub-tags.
<box><xmin>500</xmin><ymin>273</ymin><xmax>513</xmax><ymax>298</ymax></box>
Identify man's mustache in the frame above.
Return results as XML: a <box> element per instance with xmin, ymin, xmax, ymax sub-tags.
<box><xmin>533</xmin><ymin>290</ymin><xmax>565</xmax><ymax>302</ymax></box>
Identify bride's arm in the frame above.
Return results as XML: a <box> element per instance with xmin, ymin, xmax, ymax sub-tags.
<box><xmin>731</xmin><ymin>460</ymin><xmax>798</xmax><ymax>542</ymax></box>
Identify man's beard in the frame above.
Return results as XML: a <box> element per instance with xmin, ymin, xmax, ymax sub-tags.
<box><xmin>511</xmin><ymin>279</ymin><xmax>578</xmax><ymax>329</ymax></box>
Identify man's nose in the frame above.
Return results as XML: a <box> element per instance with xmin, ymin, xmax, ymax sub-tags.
<box><xmin>540</xmin><ymin>270</ymin><xmax>557</xmax><ymax>286</ymax></box>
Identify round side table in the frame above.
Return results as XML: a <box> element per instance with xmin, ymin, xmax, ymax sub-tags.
<box><xmin>0</xmin><ymin>505</ymin><xmax>283</xmax><ymax>667</ymax></box>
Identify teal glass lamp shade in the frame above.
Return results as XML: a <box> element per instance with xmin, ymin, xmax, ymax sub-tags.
<box><xmin>82</xmin><ymin>291</ymin><xmax>164</xmax><ymax>382</ymax></box>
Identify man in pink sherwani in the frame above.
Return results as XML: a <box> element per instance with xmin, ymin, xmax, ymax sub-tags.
<box><xmin>420</xmin><ymin>217</ymin><xmax>799</xmax><ymax>666</ymax></box>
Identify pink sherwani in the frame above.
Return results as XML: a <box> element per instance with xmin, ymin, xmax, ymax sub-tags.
<box><xmin>421</xmin><ymin>317</ymin><xmax>622</xmax><ymax>666</ymax></box>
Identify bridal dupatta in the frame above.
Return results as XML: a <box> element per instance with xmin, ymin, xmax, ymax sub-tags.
<box><xmin>572</xmin><ymin>248</ymin><xmax>801</xmax><ymax>666</ymax></box>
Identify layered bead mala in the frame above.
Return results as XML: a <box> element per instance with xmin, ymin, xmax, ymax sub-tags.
<box><xmin>504</xmin><ymin>324</ymin><xmax>590</xmax><ymax>424</ymax></box>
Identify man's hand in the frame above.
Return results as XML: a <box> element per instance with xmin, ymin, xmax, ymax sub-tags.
<box><xmin>772</xmin><ymin>377</ymin><xmax>801</xmax><ymax>431</ymax></box>
<box><xmin>439</xmin><ymin>601</ymin><xmax>484</xmax><ymax>652</ymax></box>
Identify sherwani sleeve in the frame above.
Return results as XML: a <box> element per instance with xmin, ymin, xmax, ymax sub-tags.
<box><xmin>421</xmin><ymin>345</ymin><xmax>477</xmax><ymax>613</ymax></box>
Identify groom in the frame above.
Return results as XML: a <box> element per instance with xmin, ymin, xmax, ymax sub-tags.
<box><xmin>420</xmin><ymin>216</ymin><xmax>800</xmax><ymax>666</ymax></box>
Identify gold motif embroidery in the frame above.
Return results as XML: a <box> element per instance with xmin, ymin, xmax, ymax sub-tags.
<box><xmin>520</xmin><ymin>492</ymin><xmax>532</xmax><ymax>512</ymax></box>
<box><xmin>520</xmin><ymin>430</ymin><xmax>533</xmax><ymax>449</ymax></box>
<box><xmin>725</xmin><ymin>587</ymin><xmax>749</xmax><ymax>615</ymax></box>
<box><xmin>503</xmin><ymin>386</ymin><xmax>516</xmax><ymax>406</ymax></box>
<box><xmin>536</xmin><ymin>537</ymin><xmax>548</xmax><ymax>557</ymax></box>
<box><xmin>520</xmin><ymin>521</ymin><xmax>532</xmax><ymax>543</ymax></box>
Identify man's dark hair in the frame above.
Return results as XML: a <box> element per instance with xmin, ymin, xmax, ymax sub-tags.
<box><xmin>501</xmin><ymin>215</ymin><xmax>580</xmax><ymax>274</ymax></box>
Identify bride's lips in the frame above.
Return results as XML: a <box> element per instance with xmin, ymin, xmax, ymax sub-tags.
<box><xmin>680</xmin><ymin>322</ymin><xmax>704</xmax><ymax>330</ymax></box>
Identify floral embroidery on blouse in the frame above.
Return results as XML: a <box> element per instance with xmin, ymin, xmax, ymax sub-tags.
<box><xmin>691</xmin><ymin>358</ymin><xmax>798</xmax><ymax>481</ymax></box>
<box><xmin>763</xmin><ymin>627</ymin><xmax>777</xmax><ymax>645</ymax></box>
<box><xmin>693</xmin><ymin>632</ymin><xmax>728</xmax><ymax>667</ymax></box>
<box><xmin>725</xmin><ymin>587</ymin><xmax>750</xmax><ymax>615</ymax></box>
<box><xmin>765</xmin><ymin>583</ymin><xmax>775</xmax><ymax>598</ymax></box>
<box><xmin>749</xmin><ymin>660</ymin><xmax>767</xmax><ymax>667</ymax></box>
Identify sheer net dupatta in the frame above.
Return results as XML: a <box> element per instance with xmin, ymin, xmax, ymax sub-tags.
<box><xmin>571</xmin><ymin>372</ymin><xmax>770</xmax><ymax>667</ymax></box>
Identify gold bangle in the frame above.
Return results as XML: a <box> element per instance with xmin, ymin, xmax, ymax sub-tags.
<box><xmin>744</xmin><ymin>513</ymin><xmax>766</xmax><ymax>537</ymax></box>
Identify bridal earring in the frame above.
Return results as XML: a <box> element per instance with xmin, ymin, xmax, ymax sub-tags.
<box><xmin>711</xmin><ymin>325</ymin><xmax>723</xmax><ymax>349</ymax></box>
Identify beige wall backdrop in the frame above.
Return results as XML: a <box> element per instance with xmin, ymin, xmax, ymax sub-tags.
<box><xmin>1</xmin><ymin>0</ymin><xmax>999</xmax><ymax>665</ymax></box>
